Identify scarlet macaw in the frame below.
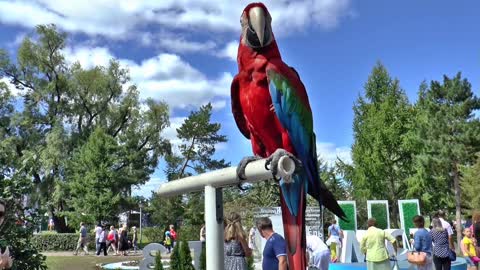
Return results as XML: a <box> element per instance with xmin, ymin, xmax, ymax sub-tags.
<box><xmin>231</xmin><ymin>3</ymin><xmax>346</xmax><ymax>269</ymax></box>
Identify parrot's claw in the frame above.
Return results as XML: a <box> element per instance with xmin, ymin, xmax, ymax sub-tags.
<box><xmin>236</xmin><ymin>155</ymin><xmax>262</xmax><ymax>190</ymax></box>
<box><xmin>265</xmin><ymin>148</ymin><xmax>302</xmax><ymax>183</ymax></box>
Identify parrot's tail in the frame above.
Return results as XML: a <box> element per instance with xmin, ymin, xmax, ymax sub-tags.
<box><xmin>280</xmin><ymin>187</ymin><xmax>307</xmax><ymax>270</ymax></box>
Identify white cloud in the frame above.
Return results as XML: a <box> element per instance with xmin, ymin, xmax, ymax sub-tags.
<box><xmin>316</xmin><ymin>142</ymin><xmax>352</xmax><ymax>166</ymax></box>
<box><xmin>0</xmin><ymin>0</ymin><xmax>352</xmax><ymax>39</ymax></box>
<box><xmin>218</xmin><ymin>40</ymin><xmax>238</xmax><ymax>62</ymax></box>
<box><xmin>158</xmin><ymin>38</ymin><xmax>216</xmax><ymax>53</ymax></box>
<box><xmin>62</xmin><ymin>46</ymin><xmax>233</xmax><ymax>110</ymax></box>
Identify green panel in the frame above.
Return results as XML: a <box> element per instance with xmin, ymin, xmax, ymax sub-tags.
<box><xmin>402</xmin><ymin>202</ymin><xmax>419</xmax><ymax>230</ymax></box>
<box><xmin>339</xmin><ymin>204</ymin><xmax>356</xmax><ymax>230</ymax></box>
<box><xmin>371</xmin><ymin>203</ymin><xmax>388</xmax><ymax>229</ymax></box>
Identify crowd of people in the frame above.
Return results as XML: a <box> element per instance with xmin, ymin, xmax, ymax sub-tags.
<box><xmin>73</xmin><ymin>222</ymin><xmax>139</xmax><ymax>257</ymax></box>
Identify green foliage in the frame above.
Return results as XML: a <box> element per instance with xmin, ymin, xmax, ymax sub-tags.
<box><xmin>349</xmin><ymin>62</ymin><xmax>415</xmax><ymax>228</ymax></box>
<box><xmin>179</xmin><ymin>240</ymin><xmax>195</xmax><ymax>270</ymax></box>
<box><xmin>247</xmin><ymin>255</ymin><xmax>255</xmax><ymax>270</ymax></box>
<box><xmin>154</xmin><ymin>250</ymin><xmax>164</xmax><ymax>270</ymax></box>
<box><xmin>150</xmin><ymin>104</ymin><xmax>229</xmax><ymax>234</ymax></box>
<box><xmin>199</xmin><ymin>243</ymin><xmax>206</xmax><ymax>270</ymax></box>
<box><xmin>31</xmin><ymin>233</ymin><xmax>96</xmax><ymax>251</ymax></box>
<box><xmin>370</xmin><ymin>203</ymin><xmax>388</xmax><ymax>229</ymax></box>
<box><xmin>460</xmin><ymin>153</ymin><xmax>480</xmax><ymax>214</ymax></box>
<box><xmin>169</xmin><ymin>241</ymin><xmax>181</xmax><ymax>270</ymax></box>
<box><xmin>339</xmin><ymin>204</ymin><xmax>356</xmax><ymax>230</ymax></box>
<box><xmin>142</xmin><ymin>227</ymin><xmax>166</xmax><ymax>244</ymax></box>
<box><xmin>401</xmin><ymin>202</ymin><xmax>419</xmax><ymax>230</ymax></box>
<box><xmin>0</xmin><ymin>24</ymin><xmax>171</xmax><ymax>232</ymax></box>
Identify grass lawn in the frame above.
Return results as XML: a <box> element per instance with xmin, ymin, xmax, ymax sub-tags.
<box><xmin>46</xmin><ymin>255</ymin><xmax>143</xmax><ymax>270</ymax></box>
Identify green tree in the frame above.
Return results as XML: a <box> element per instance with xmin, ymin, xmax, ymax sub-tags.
<box><xmin>0</xmin><ymin>24</ymin><xmax>171</xmax><ymax>231</ymax></box>
<box><xmin>350</xmin><ymin>62</ymin><xmax>415</xmax><ymax>228</ymax></box>
<box><xmin>461</xmin><ymin>153</ymin><xmax>480</xmax><ymax>214</ymax></box>
<box><xmin>154</xmin><ymin>250</ymin><xmax>164</xmax><ymax>270</ymax></box>
<box><xmin>410</xmin><ymin>74</ymin><xmax>480</xmax><ymax>247</ymax></box>
<box><xmin>180</xmin><ymin>239</ymin><xmax>195</xmax><ymax>270</ymax></box>
<box><xmin>0</xmin><ymin>75</ymin><xmax>47</xmax><ymax>269</ymax></box>
<box><xmin>169</xmin><ymin>242</ymin><xmax>181</xmax><ymax>270</ymax></box>
<box><xmin>150</xmin><ymin>104</ymin><xmax>229</xmax><ymax>237</ymax></box>
<box><xmin>64</xmin><ymin>128</ymin><xmax>122</xmax><ymax>225</ymax></box>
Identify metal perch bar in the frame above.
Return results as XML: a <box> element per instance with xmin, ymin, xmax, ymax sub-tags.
<box><xmin>156</xmin><ymin>156</ymin><xmax>296</xmax><ymax>196</ymax></box>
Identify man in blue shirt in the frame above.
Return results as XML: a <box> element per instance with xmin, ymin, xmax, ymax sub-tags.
<box><xmin>73</xmin><ymin>222</ymin><xmax>89</xmax><ymax>255</ymax></box>
<box><xmin>256</xmin><ymin>217</ymin><xmax>287</xmax><ymax>270</ymax></box>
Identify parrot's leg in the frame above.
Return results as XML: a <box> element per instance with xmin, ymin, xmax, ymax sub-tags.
<box><xmin>236</xmin><ymin>155</ymin><xmax>263</xmax><ymax>189</ymax></box>
<box><xmin>265</xmin><ymin>148</ymin><xmax>302</xmax><ymax>183</ymax></box>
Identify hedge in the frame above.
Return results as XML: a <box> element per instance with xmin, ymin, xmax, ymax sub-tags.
<box><xmin>31</xmin><ymin>233</ymin><xmax>137</xmax><ymax>251</ymax></box>
<box><xmin>371</xmin><ymin>203</ymin><xmax>389</xmax><ymax>230</ymax></box>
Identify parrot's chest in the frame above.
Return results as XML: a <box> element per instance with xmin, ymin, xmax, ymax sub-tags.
<box><xmin>239</xmin><ymin>72</ymin><xmax>277</xmax><ymax>128</ymax></box>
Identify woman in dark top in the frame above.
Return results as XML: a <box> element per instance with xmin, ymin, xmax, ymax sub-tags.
<box><xmin>118</xmin><ymin>224</ymin><xmax>129</xmax><ymax>256</ymax></box>
<box><xmin>430</xmin><ymin>218</ymin><xmax>451</xmax><ymax>270</ymax></box>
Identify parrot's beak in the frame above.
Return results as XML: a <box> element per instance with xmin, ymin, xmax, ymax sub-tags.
<box><xmin>249</xmin><ymin>7</ymin><xmax>266</xmax><ymax>47</ymax></box>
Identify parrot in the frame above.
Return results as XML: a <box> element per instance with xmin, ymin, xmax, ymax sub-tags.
<box><xmin>231</xmin><ymin>2</ymin><xmax>347</xmax><ymax>269</ymax></box>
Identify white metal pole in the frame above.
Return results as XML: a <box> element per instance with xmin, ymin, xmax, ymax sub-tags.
<box><xmin>205</xmin><ymin>185</ymin><xmax>224</xmax><ymax>270</ymax></box>
<box><xmin>157</xmin><ymin>156</ymin><xmax>295</xmax><ymax>196</ymax></box>
<box><xmin>140</xmin><ymin>206</ymin><xmax>142</xmax><ymax>245</ymax></box>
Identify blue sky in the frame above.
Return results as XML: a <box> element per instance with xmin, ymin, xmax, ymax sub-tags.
<box><xmin>0</xmin><ymin>1</ymin><xmax>479</xmax><ymax>198</ymax></box>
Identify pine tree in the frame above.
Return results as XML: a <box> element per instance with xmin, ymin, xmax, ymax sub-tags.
<box><xmin>411</xmin><ymin>73</ymin><xmax>480</xmax><ymax>248</ymax></box>
<box><xmin>180</xmin><ymin>239</ymin><xmax>195</xmax><ymax>270</ymax></box>
<box><xmin>169</xmin><ymin>242</ymin><xmax>181</xmax><ymax>270</ymax></box>
<box><xmin>349</xmin><ymin>62</ymin><xmax>415</xmax><ymax>227</ymax></box>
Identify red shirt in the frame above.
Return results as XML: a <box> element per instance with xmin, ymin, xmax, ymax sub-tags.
<box><xmin>170</xmin><ymin>229</ymin><xmax>177</xmax><ymax>240</ymax></box>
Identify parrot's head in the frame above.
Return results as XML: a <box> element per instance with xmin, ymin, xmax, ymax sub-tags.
<box><xmin>240</xmin><ymin>2</ymin><xmax>274</xmax><ymax>50</ymax></box>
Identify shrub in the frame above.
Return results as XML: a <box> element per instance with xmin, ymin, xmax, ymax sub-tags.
<box><xmin>169</xmin><ymin>241</ymin><xmax>181</xmax><ymax>270</ymax></box>
<box><xmin>154</xmin><ymin>250</ymin><xmax>164</xmax><ymax>270</ymax></box>
<box><xmin>180</xmin><ymin>239</ymin><xmax>195</xmax><ymax>270</ymax></box>
<box><xmin>143</xmin><ymin>227</ymin><xmax>165</xmax><ymax>244</ymax></box>
<box><xmin>31</xmin><ymin>233</ymin><xmax>96</xmax><ymax>251</ymax></box>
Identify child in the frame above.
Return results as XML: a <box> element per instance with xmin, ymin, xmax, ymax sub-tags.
<box><xmin>461</xmin><ymin>227</ymin><xmax>480</xmax><ymax>270</ymax></box>
<box><xmin>164</xmin><ymin>231</ymin><xmax>172</xmax><ymax>254</ymax></box>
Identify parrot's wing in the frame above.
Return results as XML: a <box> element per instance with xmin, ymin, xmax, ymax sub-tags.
<box><xmin>231</xmin><ymin>74</ymin><xmax>250</xmax><ymax>139</ymax></box>
<box><xmin>266</xmin><ymin>65</ymin><xmax>346</xmax><ymax>219</ymax></box>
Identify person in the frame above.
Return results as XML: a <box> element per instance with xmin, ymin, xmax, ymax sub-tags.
<box><xmin>306</xmin><ymin>234</ymin><xmax>330</xmax><ymax>270</ymax></box>
<box><xmin>256</xmin><ymin>217</ymin><xmax>287</xmax><ymax>270</ymax></box>
<box><xmin>107</xmin><ymin>225</ymin><xmax>118</xmax><ymax>255</ymax></box>
<box><xmin>73</xmin><ymin>222</ymin><xmax>89</xmax><ymax>255</ymax></box>
<box><xmin>360</xmin><ymin>218</ymin><xmax>397</xmax><ymax>270</ymax></box>
<box><xmin>0</xmin><ymin>200</ymin><xmax>5</xmax><ymax>227</ymax></box>
<box><xmin>0</xmin><ymin>199</ymin><xmax>13</xmax><ymax>269</ymax></box>
<box><xmin>164</xmin><ymin>231</ymin><xmax>172</xmax><ymax>254</ymax></box>
<box><xmin>96</xmin><ymin>225</ymin><xmax>108</xmax><ymax>256</ymax></box>
<box><xmin>200</xmin><ymin>224</ymin><xmax>206</xmax><ymax>242</ymax></box>
<box><xmin>118</xmin><ymin>224</ymin><xmax>129</xmax><ymax>256</ymax></box>
<box><xmin>437</xmin><ymin>211</ymin><xmax>455</xmax><ymax>250</ymax></box>
<box><xmin>248</xmin><ymin>226</ymin><xmax>256</xmax><ymax>250</ymax></box>
<box><xmin>461</xmin><ymin>227</ymin><xmax>479</xmax><ymax>270</ymax></box>
<box><xmin>430</xmin><ymin>218</ymin><xmax>452</xmax><ymax>270</ymax></box>
<box><xmin>48</xmin><ymin>218</ymin><xmax>55</xmax><ymax>231</ymax></box>
<box><xmin>224</xmin><ymin>212</ymin><xmax>251</xmax><ymax>270</ymax></box>
<box><xmin>326</xmin><ymin>219</ymin><xmax>343</xmax><ymax>262</ymax></box>
<box><xmin>95</xmin><ymin>223</ymin><xmax>103</xmax><ymax>254</ymax></box>
<box><xmin>131</xmin><ymin>226</ymin><xmax>138</xmax><ymax>254</ymax></box>
<box><xmin>169</xmin><ymin>224</ymin><xmax>177</xmax><ymax>247</ymax></box>
<box><xmin>411</xmin><ymin>215</ymin><xmax>433</xmax><ymax>270</ymax></box>
<box><xmin>472</xmin><ymin>212</ymin><xmax>480</xmax><ymax>252</ymax></box>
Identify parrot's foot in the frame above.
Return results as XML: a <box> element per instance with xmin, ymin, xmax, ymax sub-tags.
<box><xmin>265</xmin><ymin>148</ymin><xmax>302</xmax><ymax>183</ymax></box>
<box><xmin>236</xmin><ymin>155</ymin><xmax>262</xmax><ymax>190</ymax></box>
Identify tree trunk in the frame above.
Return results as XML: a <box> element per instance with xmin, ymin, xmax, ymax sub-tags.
<box><xmin>50</xmin><ymin>207</ymin><xmax>73</xmax><ymax>233</ymax></box>
<box><xmin>390</xmin><ymin>200</ymin><xmax>399</xmax><ymax>228</ymax></box>
<box><xmin>453</xmin><ymin>162</ymin><xmax>462</xmax><ymax>250</ymax></box>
